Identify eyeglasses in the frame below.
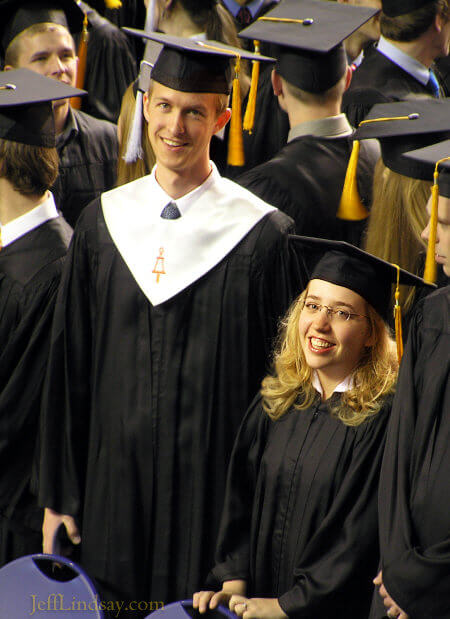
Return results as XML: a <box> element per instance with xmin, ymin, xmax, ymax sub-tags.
<box><xmin>302</xmin><ymin>301</ymin><xmax>369</xmax><ymax>323</ymax></box>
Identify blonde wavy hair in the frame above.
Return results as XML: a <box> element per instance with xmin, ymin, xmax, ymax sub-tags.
<box><xmin>364</xmin><ymin>159</ymin><xmax>431</xmax><ymax>312</ymax></box>
<box><xmin>261</xmin><ymin>287</ymin><xmax>398</xmax><ymax>427</ymax></box>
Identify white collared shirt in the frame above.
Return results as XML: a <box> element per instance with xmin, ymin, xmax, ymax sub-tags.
<box><xmin>312</xmin><ymin>371</ymin><xmax>354</xmax><ymax>397</ymax></box>
<box><xmin>0</xmin><ymin>192</ymin><xmax>59</xmax><ymax>248</ymax></box>
<box><xmin>377</xmin><ymin>35</ymin><xmax>430</xmax><ymax>86</ymax></box>
<box><xmin>152</xmin><ymin>165</ymin><xmax>216</xmax><ymax>217</ymax></box>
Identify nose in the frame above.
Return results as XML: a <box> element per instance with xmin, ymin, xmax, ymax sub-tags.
<box><xmin>48</xmin><ymin>54</ymin><xmax>65</xmax><ymax>77</ymax></box>
<box><xmin>312</xmin><ymin>307</ymin><xmax>332</xmax><ymax>330</ymax></box>
<box><xmin>168</xmin><ymin>111</ymin><xmax>185</xmax><ymax>136</ymax></box>
<box><xmin>421</xmin><ymin>219</ymin><xmax>430</xmax><ymax>242</ymax></box>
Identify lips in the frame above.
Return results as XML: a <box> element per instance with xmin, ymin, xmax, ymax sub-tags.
<box><xmin>309</xmin><ymin>336</ymin><xmax>335</xmax><ymax>352</ymax></box>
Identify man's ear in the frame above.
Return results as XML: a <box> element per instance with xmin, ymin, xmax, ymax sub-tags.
<box><xmin>143</xmin><ymin>91</ymin><xmax>151</xmax><ymax>123</ymax></box>
<box><xmin>344</xmin><ymin>65</ymin><xmax>353</xmax><ymax>92</ymax></box>
<box><xmin>271</xmin><ymin>69</ymin><xmax>283</xmax><ymax>96</ymax></box>
<box><xmin>215</xmin><ymin>107</ymin><xmax>231</xmax><ymax>133</ymax></box>
<box><xmin>3</xmin><ymin>65</ymin><xmax>13</xmax><ymax>71</ymax></box>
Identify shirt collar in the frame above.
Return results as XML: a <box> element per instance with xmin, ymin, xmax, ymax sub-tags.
<box><xmin>221</xmin><ymin>0</ymin><xmax>266</xmax><ymax>19</ymax></box>
<box><xmin>288</xmin><ymin>114</ymin><xmax>353</xmax><ymax>142</ymax></box>
<box><xmin>377</xmin><ymin>36</ymin><xmax>430</xmax><ymax>86</ymax></box>
<box><xmin>312</xmin><ymin>371</ymin><xmax>354</xmax><ymax>397</ymax></box>
<box><xmin>151</xmin><ymin>162</ymin><xmax>219</xmax><ymax>217</ymax></box>
<box><xmin>56</xmin><ymin>106</ymin><xmax>79</xmax><ymax>147</ymax></box>
<box><xmin>1</xmin><ymin>192</ymin><xmax>59</xmax><ymax>248</ymax></box>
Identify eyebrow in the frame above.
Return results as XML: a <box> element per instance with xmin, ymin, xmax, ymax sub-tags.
<box><xmin>306</xmin><ymin>294</ymin><xmax>357</xmax><ymax>311</ymax></box>
<box><xmin>30</xmin><ymin>47</ymin><xmax>74</xmax><ymax>60</ymax></box>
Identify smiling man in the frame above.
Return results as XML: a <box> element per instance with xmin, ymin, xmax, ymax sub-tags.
<box><xmin>38</xmin><ymin>32</ymin><xmax>303</xmax><ymax>616</ymax></box>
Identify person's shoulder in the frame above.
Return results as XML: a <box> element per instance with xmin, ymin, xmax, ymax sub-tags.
<box><xmin>72</xmin><ymin>109</ymin><xmax>118</xmax><ymax>141</ymax></box>
<box><xmin>419</xmin><ymin>285</ymin><xmax>450</xmax><ymax>333</ymax></box>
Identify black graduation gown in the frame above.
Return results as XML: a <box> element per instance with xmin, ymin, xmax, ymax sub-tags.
<box><xmin>370</xmin><ymin>287</ymin><xmax>450</xmax><ymax>619</ymax></box>
<box><xmin>52</xmin><ymin>108</ymin><xmax>118</xmax><ymax>227</ymax></box>
<box><xmin>236</xmin><ymin>134</ymin><xmax>380</xmax><ymax>246</ymax></box>
<box><xmin>0</xmin><ymin>217</ymin><xmax>72</xmax><ymax>566</ymax></box>
<box><xmin>211</xmin><ymin>392</ymin><xmax>393</xmax><ymax>618</ymax></box>
<box><xmin>342</xmin><ymin>46</ymin><xmax>436</xmax><ymax>127</ymax></box>
<box><xmin>75</xmin><ymin>2</ymin><xmax>138</xmax><ymax>124</ymax></box>
<box><xmin>38</xmin><ymin>201</ymin><xmax>304</xmax><ymax>608</ymax></box>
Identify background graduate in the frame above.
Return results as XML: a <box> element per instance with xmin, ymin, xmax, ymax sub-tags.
<box><xmin>0</xmin><ymin>69</ymin><xmax>82</xmax><ymax>565</ymax></box>
<box><xmin>38</xmin><ymin>33</ymin><xmax>303</xmax><ymax>614</ymax></box>
<box><xmin>371</xmin><ymin>140</ymin><xmax>450</xmax><ymax>619</ymax></box>
<box><xmin>236</xmin><ymin>0</ymin><xmax>381</xmax><ymax>246</ymax></box>
<box><xmin>194</xmin><ymin>238</ymin><xmax>433</xmax><ymax>619</ymax></box>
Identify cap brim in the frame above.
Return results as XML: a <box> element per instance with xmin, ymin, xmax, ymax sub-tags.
<box><xmin>0</xmin><ymin>68</ymin><xmax>86</xmax><ymax>104</ymax></box>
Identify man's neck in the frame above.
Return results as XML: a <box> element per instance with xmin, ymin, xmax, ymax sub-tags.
<box><xmin>154</xmin><ymin>163</ymin><xmax>212</xmax><ymax>200</ymax></box>
<box><xmin>0</xmin><ymin>179</ymin><xmax>48</xmax><ymax>225</ymax></box>
<box><xmin>383</xmin><ymin>36</ymin><xmax>435</xmax><ymax>69</ymax></box>
<box><xmin>53</xmin><ymin>99</ymin><xmax>70</xmax><ymax>135</ymax></box>
<box><xmin>345</xmin><ymin>32</ymin><xmax>368</xmax><ymax>63</ymax></box>
<box><xmin>287</xmin><ymin>102</ymin><xmax>341</xmax><ymax>129</ymax></box>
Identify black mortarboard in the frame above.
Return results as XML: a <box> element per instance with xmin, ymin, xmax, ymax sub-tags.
<box><xmin>382</xmin><ymin>0</ymin><xmax>432</xmax><ymax>18</ymax></box>
<box><xmin>1</xmin><ymin>0</ymin><xmax>84</xmax><ymax>57</ymax></box>
<box><xmin>122</xmin><ymin>29</ymin><xmax>274</xmax><ymax>95</ymax></box>
<box><xmin>404</xmin><ymin>139</ymin><xmax>450</xmax><ymax>283</ymax></box>
<box><xmin>353</xmin><ymin>99</ymin><xmax>450</xmax><ymax>180</ymax></box>
<box><xmin>238</xmin><ymin>0</ymin><xmax>379</xmax><ymax>92</ymax></box>
<box><xmin>0</xmin><ymin>68</ymin><xmax>86</xmax><ymax>147</ymax></box>
<box><xmin>290</xmin><ymin>235</ymin><xmax>434</xmax><ymax>321</ymax></box>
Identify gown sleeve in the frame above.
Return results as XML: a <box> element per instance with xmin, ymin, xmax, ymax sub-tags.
<box><xmin>38</xmin><ymin>208</ymin><xmax>97</xmax><ymax>519</ymax></box>
<box><xmin>379</xmin><ymin>293</ymin><xmax>450</xmax><ymax>619</ymax></box>
<box><xmin>210</xmin><ymin>396</ymin><xmax>270</xmax><ymax>585</ymax></box>
<box><xmin>278</xmin><ymin>402</ymin><xmax>391</xmax><ymax>617</ymax></box>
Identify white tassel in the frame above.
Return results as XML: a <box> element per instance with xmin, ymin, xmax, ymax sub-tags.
<box><xmin>123</xmin><ymin>89</ymin><xmax>143</xmax><ymax>163</ymax></box>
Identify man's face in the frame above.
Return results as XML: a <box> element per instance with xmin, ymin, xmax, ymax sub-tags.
<box><xmin>13</xmin><ymin>27</ymin><xmax>77</xmax><ymax>87</ymax></box>
<box><xmin>143</xmin><ymin>81</ymin><xmax>229</xmax><ymax>178</ymax></box>
<box><xmin>422</xmin><ymin>193</ymin><xmax>450</xmax><ymax>276</ymax></box>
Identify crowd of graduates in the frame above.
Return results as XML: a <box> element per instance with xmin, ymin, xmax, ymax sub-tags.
<box><xmin>0</xmin><ymin>1</ymin><xmax>449</xmax><ymax>618</ymax></box>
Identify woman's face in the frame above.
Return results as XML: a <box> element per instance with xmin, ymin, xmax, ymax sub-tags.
<box><xmin>298</xmin><ymin>279</ymin><xmax>374</xmax><ymax>385</ymax></box>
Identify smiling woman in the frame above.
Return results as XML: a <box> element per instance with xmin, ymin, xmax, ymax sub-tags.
<box><xmin>194</xmin><ymin>237</ymin><xmax>435</xmax><ymax>619</ymax></box>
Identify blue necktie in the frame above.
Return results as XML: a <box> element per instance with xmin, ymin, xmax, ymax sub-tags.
<box><xmin>427</xmin><ymin>69</ymin><xmax>440</xmax><ymax>98</ymax></box>
<box><xmin>161</xmin><ymin>201</ymin><xmax>181</xmax><ymax>220</ymax></box>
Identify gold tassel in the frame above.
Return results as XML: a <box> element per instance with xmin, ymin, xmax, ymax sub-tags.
<box><xmin>393</xmin><ymin>264</ymin><xmax>403</xmax><ymax>364</ymax></box>
<box><xmin>227</xmin><ymin>55</ymin><xmax>245</xmax><ymax>167</ymax></box>
<box><xmin>336</xmin><ymin>140</ymin><xmax>369</xmax><ymax>220</ymax></box>
<box><xmin>105</xmin><ymin>0</ymin><xmax>122</xmax><ymax>8</ymax></box>
<box><xmin>71</xmin><ymin>13</ymin><xmax>88</xmax><ymax>109</ymax></box>
<box><xmin>423</xmin><ymin>156</ymin><xmax>450</xmax><ymax>282</ymax></box>
<box><xmin>243</xmin><ymin>40</ymin><xmax>260</xmax><ymax>134</ymax></box>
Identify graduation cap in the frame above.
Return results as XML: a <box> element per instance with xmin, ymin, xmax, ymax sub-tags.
<box><xmin>337</xmin><ymin>98</ymin><xmax>450</xmax><ymax>221</ymax></box>
<box><xmin>381</xmin><ymin>0</ymin><xmax>432</xmax><ymax>18</ymax></box>
<box><xmin>122</xmin><ymin>29</ymin><xmax>275</xmax><ymax>166</ymax></box>
<box><xmin>0</xmin><ymin>0</ymin><xmax>84</xmax><ymax>58</ymax></box>
<box><xmin>238</xmin><ymin>0</ymin><xmax>379</xmax><ymax>93</ymax></box>
<box><xmin>290</xmin><ymin>235</ymin><xmax>435</xmax><ymax>361</ymax></box>
<box><xmin>404</xmin><ymin>139</ymin><xmax>450</xmax><ymax>283</ymax></box>
<box><xmin>0</xmin><ymin>68</ymin><xmax>86</xmax><ymax>147</ymax></box>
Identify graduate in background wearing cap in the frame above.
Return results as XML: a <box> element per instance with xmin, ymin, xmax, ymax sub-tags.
<box><xmin>236</xmin><ymin>0</ymin><xmax>381</xmax><ymax>247</ymax></box>
<box><xmin>0</xmin><ymin>69</ymin><xmax>82</xmax><ymax>566</ymax></box>
<box><xmin>38</xmin><ymin>32</ymin><xmax>303</xmax><ymax>613</ymax></box>
<box><xmin>337</xmin><ymin>0</ymin><xmax>382</xmax><ymax>68</ymax></box>
<box><xmin>342</xmin><ymin>0</ymin><xmax>450</xmax><ymax>127</ymax></box>
<box><xmin>358</xmin><ymin>99</ymin><xmax>450</xmax><ymax>329</ymax></box>
<box><xmin>370</xmin><ymin>141</ymin><xmax>450</xmax><ymax>619</ymax></box>
<box><xmin>193</xmin><ymin>237</ymin><xmax>433</xmax><ymax>619</ymax></box>
<box><xmin>1</xmin><ymin>0</ymin><xmax>118</xmax><ymax>227</ymax></box>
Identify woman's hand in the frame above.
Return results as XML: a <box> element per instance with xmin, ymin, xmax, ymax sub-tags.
<box><xmin>193</xmin><ymin>580</ymin><xmax>247</xmax><ymax>614</ymax></box>
<box><xmin>374</xmin><ymin>571</ymin><xmax>409</xmax><ymax>619</ymax></box>
<box><xmin>229</xmin><ymin>595</ymin><xmax>288</xmax><ymax>619</ymax></box>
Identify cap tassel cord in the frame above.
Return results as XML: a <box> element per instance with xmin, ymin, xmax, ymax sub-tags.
<box><xmin>124</xmin><ymin>89</ymin><xmax>144</xmax><ymax>163</ymax></box>
<box><xmin>228</xmin><ymin>55</ymin><xmax>245</xmax><ymax>166</ymax></box>
<box><xmin>258</xmin><ymin>17</ymin><xmax>314</xmax><ymax>25</ymax></box>
<box><xmin>423</xmin><ymin>156</ymin><xmax>450</xmax><ymax>283</ymax></box>
<box><xmin>72</xmin><ymin>12</ymin><xmax>88</xmax><ymax>110</ymax></box>
<box><xmin>337</xmin><ymin>113</ymin><xmax>420</xmax><ymax>221</ymax></box>
<box><xmin>393</xmin><ymin>264</ymin><xmax>403</xmax><ymax>364</ymax></box>
<box><xmin>243</xmin><ymin>40</ymin><xmax>260</xmax><ymax>134</ymax></box>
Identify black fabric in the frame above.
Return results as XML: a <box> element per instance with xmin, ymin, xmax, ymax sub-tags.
<box><xmin>382</xmin><ymin>0</ymin><xmax>433</xmax><ymax>17</ymax></box>
<box><xmin>52</xmin><ymin>108</ymin><xmax>118</xmax><ymax>227</ymax></box>
<box><xmin>0</xmin><ymin>216</ymin><xmax>72</xmax><ymax>566</ymax></box>
<box><xmin>236</xmin><ymin>133</ymin><xmax>379</xmax><ymax>247</ymax></box>
<box><xmin>38</xmin><ymin>200</ymin><xmax>305</xmax><ymax>610</ymax></box>
<box><xmin>370</xmin><ymin>286</ymin><xmax>450</xmax><ymax>619</ymax></box>
<box><xmin>275</xmin><ymin>44</ymin><xmax>346</xmax><ymax>93</ymax></box>
<box><xmin>211</xmin><ymin>392</ymin><xmax>393</xmax><ymax>618</ymax></box>
<box><xmin>74</xmin><ymin>2</ymin><xmax>137</xmax><ymax>124</ymax></box>
<box><xmin>342</xmin><ymin>46</ymin><xmax>437</xmax><ymax>127</ymax></box>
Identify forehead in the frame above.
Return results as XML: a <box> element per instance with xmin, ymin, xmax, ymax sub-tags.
<box><xmin>438</xmin><ymin>195</ymin><xmax>450</xmax><ymax>219</ymax></box>
<box><xmin>307</xmin><ymin>279</ymin><xmax>366</xmax><ymax>308</ymax></box>
<box><xmin>149</xmin><ymin>81</ymin><xmax>218</xmax><ymax>111</ymax></box>
<box><xmin>18</xmin><ymin>25</ymin><xmax>75</xmax><ymax>56</ymax></box>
